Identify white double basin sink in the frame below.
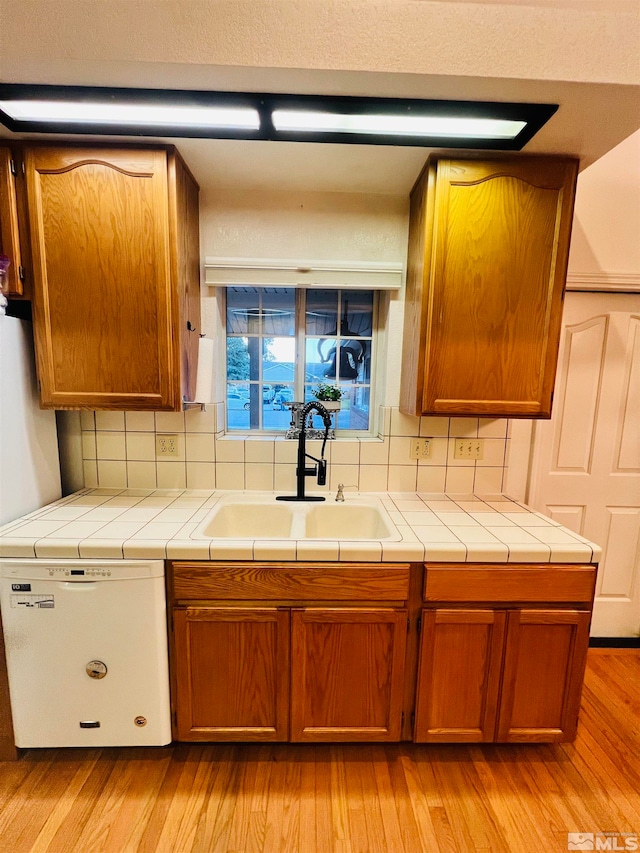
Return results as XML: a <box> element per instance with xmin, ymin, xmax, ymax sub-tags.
<box><xmin>193</xmin><ymin>493</ymin><xmax>401</xmax><ymax>542</ymax></box>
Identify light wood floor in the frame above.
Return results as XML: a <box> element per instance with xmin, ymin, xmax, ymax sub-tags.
<box><xmin>0</xmin><ymin>649</ymin><xmax>638</xmax><ymax>853</ymax></box>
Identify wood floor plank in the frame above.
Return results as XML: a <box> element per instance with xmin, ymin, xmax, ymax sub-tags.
<box><xmin>279</xmin><ymin>747</ymin><xmax>303</xmax><ymax>853</ymax></box>
<box><xmin>399</xmin><ymin>749</ymin><xmax>442</xmax><ymax>852</ymax></box>
<box><xmin>314</xmin><ymin>746</ymin><xmax>334</xmax><ymax>853</ymax></box>
<box><xmin>100</xmin><ymin>751</ymin><xmax>174</xmax><ymax>853</ymax></box>
<box><xmin>0</xmin><ymin>650</ymin><xmax>638</xmax><ymax>853</ymax></box>
<box><xmin>385</xmin><ymin>746</ymin><xmax>431</xmax><ymax>853</ymax></box>
<box><xmin>261</xmin><ymin>744</ymin><xmax>289</xmax><ymax>853</ymax></box>
<box><xmin>343</xmin><ymin>747</ymin><xmax>376</xmax><ymax>853</ymax></box>
<box><xmin>370</xmin><ymin>747</ymin><xmax>406</xmax><ymax>853</ymax></box>
<box><xmin>299</xmin><ymin>746</ymin><xmax>318</xmax><ymax>853</ymax></box>
<box><xmin>135</xmin><ymin>745</ymin><xmax>194</xmax><ymax>853</ymax></box>
<box><xmin>192</xmin><ymin>745</ymin><xmax>242</xmax><ymax>853</ymax></box>
<box><xmin>29</xmin><ymin>752</ymin><xmax>102</xmax><ymax>853</ymax></box>
<box><xmin>0</xmin><ymin>752</ymin><xmax>75</xmax><ymax>852</ymax></box>
<box><xmin>152</xmin><ymin>744</ymin><xmax>219</xmax><ymax>853</ymax></box>
<box><xmin>329</xmin><ymin>745</ymin><xmax>351</xmax><ymax>851</ymax></box>
<box><xmin>431</xmin><ymin>748</ymin><xmax>511</xmax><ymax>853</ymax></box>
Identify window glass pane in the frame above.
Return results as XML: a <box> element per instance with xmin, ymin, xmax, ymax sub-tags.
<box><xmin>341</xmin><ymin>291</ymin><xmax>373</xmax><ymax>337</ymax></box>
<box><xmin>263</xmin><ymin>383</ymin><xmax>296</xmax><ymax>431</ymax></box>
<box><xmin>227</xmin><ymin>288</ymin><xmax>260</xmax><ymax>335</ymax></box>
<box><xmin>262</xmin><ymin>289</ymin><xmax>295</xmax><ymax>336</ymax></box>
<box><xmin>226</xmin><ymin>337</ymin><xmax>250</xmax><ymax>381</ymax></box>
<box><xmin>261</xmin><ymin>336</ymin><xmax>296</xmax><ymax>431</ymax></box>
<box><xmin>306</xmin><ymin>337</ymin><xmax>336</xmax><ymax>386</ymax></box>
<box><xmin>311</xmin><ymin>337</ymin><xmax>368</xmax><ymax>383</ymax></box>
<box><xmin>336</xmin><ymin>385</ymin><xmax>370</xmax><ymax>430</ymax></box>
<box><xmin>306</xmin><ymin>290</ymin><xmax>338</xmax><ymax>335</ymax></box>
<box><xmin>226</xmin><ymin>381</ymin><xmax>251</xmax><ymax>430</ymax></box>
<box><xmin>263</xmin><ymin>337</ymin><xmax>295</xmax><ymax>386</ymax></box>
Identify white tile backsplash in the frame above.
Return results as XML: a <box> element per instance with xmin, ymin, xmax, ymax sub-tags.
<box><xmin>96</xmin><ymin>460</ymin><xmax>127</xmax><ymax>488</ymax></box>
<box><xmin>125</xmin><ymin>411</ymin><xmax>155</xmax><ymax>432</ymax></box>
<box><xmin>80</xmin><ymin>406</ymin><xmax>512</xmax><ymax>494</ymax></box>
<box><xmin>95</xmin><ymin>411</ymin><xmax>125</xmax><ymax>431</ymax></box>
<box><xmin>155</xmin><ymin>411</ymin><xmax>186</xmax><ymax>432</ymax></box>
<box><xmin>96</xmin><ymin>431</ymin><xmax>126</xmax><ymax>460</ymax></box>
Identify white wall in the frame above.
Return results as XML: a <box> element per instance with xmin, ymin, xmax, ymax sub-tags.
<box><xmin>568</xmin><ymin>129</ymin><xmax>640</xmax><ymax>276</ymax></box>
<box><xmin>199</xmin><ymin>187</ymin><xmax>410</xmax><ymax>408</ymax></box>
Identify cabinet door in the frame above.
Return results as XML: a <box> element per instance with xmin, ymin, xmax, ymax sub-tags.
<box><xmin>26</xmin><ymin>146</ymin><xmax>179</xmax><ymax>410</ymax></box>
<box><xmin>0</xmin><ymin>147</ymin><xmax>25</xmax><ymax>297</ymax></box>
<box><xmin>496</xmin><ymin>609</ymin><xmax>591</xmax><ymax>743</ymax></box>
<box><xmin>290</xmin><ymin>608</ymin><xmax>407</xmax><ymax>742</ymax></box>
<box><xmin>402</xmin><ymin>156</ymin><xmax>578</xmax><ymax>418</ymax></box>
<box><xmin>173</xmin><ymin>607</ymin><xmax>290</xmax><ymax>742</ymax></box>
<box><xmin>414</xmin><ymin>609</ymin><xmax>506</xmax><ymax>743</ymax></box>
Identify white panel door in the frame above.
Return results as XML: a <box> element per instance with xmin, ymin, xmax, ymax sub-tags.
<box><xmin>529</xmin><ymin>292</ymin><xmax>640</xmax><ymax>637</ymax></box>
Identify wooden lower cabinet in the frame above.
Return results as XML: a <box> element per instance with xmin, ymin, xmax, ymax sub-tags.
<box><xmin>173</xmin><ymin>607</ymin><xmax>290</xmax><ymax>742</ymax></box>
<box><xmin>290</xmin><ymin>608</ymin><xmax>407</xmax><ymax>742</ymax></box>
<box><xmin>414</xmin><ymin>609</ymin><xmax>506</xmax><ymax>743</ymax></box>
<box><xmin>496</xmin><ymin>608</ymin><xmax>591</xmax><ymax>743</ymax></box>
<box><xmin>173</xmin><ymin>605</ymin><xmax>407</xmax><ymax>744</ymax></box>
<box><xmin>170</xmin><ymin>561</ymin><xmax>594</xmax><ymax>745</ymax></box>
<box><xmin>414</xmin><ymin>606</ymin><xmax>591</xmax><ymax>743</ymax></box>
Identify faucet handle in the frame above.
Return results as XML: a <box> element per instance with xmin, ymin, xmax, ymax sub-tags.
<box><xmin>335</xmin><ymin>483</ymin><xmax>345</xmax><ymax>502</ymax></box>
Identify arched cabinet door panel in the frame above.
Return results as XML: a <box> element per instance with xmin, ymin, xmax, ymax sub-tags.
<box><xmin>400</xmin><ymin>156</ymin><xmax>578</xmax><ymax>418</ymax></box>
<box><xmin>26</xmin><ymin>145</ymin><xmax>200</xmax><ymax>411</ymax></box>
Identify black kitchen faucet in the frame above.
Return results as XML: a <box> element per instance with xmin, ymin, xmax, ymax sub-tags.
<box><xmin>276</xmin><ymin>401</ymin><xmax>332</xmax><ymax>502</ymax></box>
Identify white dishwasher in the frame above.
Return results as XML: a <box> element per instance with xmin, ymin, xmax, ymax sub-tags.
<box><xmin>0</xmin><ymin>558</ymin><xmax>171</xmax><ymax>748</ymax></box>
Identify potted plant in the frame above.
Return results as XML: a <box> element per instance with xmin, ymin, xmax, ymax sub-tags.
<box><xmin>312</xmin><ymin>382</ymin><xmax>343</xmax><ymax>412</ymax></box>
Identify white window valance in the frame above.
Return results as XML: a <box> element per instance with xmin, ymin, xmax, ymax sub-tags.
<box><xmin>205</xmin><ymin>257</ymin><xmax>403</xmax><ymax>290</ymax></box>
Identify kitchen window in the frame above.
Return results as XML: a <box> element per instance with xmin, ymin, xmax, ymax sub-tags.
<box><xmin>225</xmin><ymin>287</ymin><xmax>375</xmax><ymax>433</ymax></box>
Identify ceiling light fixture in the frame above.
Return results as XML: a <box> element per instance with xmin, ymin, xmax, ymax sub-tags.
<box><xmin>271</xmin><ymin>111</ymin><xmax>527</xmax><ymax>140</ymax></box>
<box><xmin>0</xmin><ymin>100</ymin><xmax>260</xmax><ymax>130</ymax></box>
<box><xmin>0</xmin><ymin>84</ymin><xmax>558</xmax><ymax>149</ymax></box>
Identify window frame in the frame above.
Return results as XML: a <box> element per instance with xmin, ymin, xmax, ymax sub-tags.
<box><xmin>224</xmin><ymin>286</ymin><xmax>379</xmax><ymax>437</ymax></box>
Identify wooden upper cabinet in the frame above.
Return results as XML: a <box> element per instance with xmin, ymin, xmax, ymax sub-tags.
<box><xmin>400</xmin><ymin>156</ymin><xmax>578</xmax><ymax>418</ymax></box>
<box><xmin>0</xmin><ymin>146</ymin><xmax>30</xmax><ymax>298</ymax></box>
<box><xmin>25</xmin><ymin>145</ymin><xmax>201</xmax><ymax>410</ymax></box>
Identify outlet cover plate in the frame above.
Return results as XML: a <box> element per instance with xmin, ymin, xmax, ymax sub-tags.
<box><xmin>410</xmin><ymin>438</ymin><xmax>432</xmax><ymax>459</ymax></box>
<box><xmin>156</xmin><ymin>434</ymin><xmax>179</xmax><ymax>457</ymax></box>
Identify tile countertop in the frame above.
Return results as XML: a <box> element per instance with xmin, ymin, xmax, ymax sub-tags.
<box><xmin>0</xmin><ymin>489</ymin><xmax>601</xmax><ymax>564</ymax></box>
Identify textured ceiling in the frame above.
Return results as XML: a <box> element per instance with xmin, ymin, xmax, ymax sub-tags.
<box><xmin>1</xmin><ymin>0</ymin><xmax>638</xmax><ymax>194</ymax></box>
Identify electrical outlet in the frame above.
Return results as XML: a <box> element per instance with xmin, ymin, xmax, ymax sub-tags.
<box><xmin>410</xmin><ymin>438</ymin><xmax>432</xmax><ymax>459</ymax></box>
<box><xmin>453</xmin><ymin>439</ymin><xmax>484</xmax><ymax>460</ymax></box>
<box><xmin>156</xmin><ymin>434</ymin><xmax>179</xmax><ymax>457</ymax></box>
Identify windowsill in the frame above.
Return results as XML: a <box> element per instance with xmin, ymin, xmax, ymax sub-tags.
<box><xmin>219</xmin><ymin>433</ymin><xmax>384</xmax><ymax>442</ymax></box>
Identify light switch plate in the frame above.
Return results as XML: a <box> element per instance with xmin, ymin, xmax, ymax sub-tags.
<box><xmin>453</xmin><ymin>439</ymin><xmax>484</xmax><ymax>460</ymax></box>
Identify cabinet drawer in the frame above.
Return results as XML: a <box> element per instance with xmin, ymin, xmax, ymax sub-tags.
<box><xmin>424</xmin><ymin>564</ymin><xmax>596</xmax><ymax>604</ymax></box>
<box><xmin>172</xmin><ymin>562</ymin><xmax>410</xmax><ymax>602</ymax></box>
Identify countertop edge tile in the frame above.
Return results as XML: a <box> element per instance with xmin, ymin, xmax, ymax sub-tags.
<box><xmin>78</xmin><ymin>540</ymin><xmax>125</xmax><ymax>559</ymax></box>
<box><xmin>2</xmin><ymin>488</ymin><xmax>602</xmax><ymax>565</ymax></box>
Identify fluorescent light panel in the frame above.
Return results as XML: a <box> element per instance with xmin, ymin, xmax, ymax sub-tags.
<box><xmin>0</xmin><ymin>100</ymin><xmax>260</xmax><ymax>129</ymax></box>
<box><xmin>0</xmin><ymin>85</ymin><xmax>557</xmax><ymax>148</ymax></box>
<box><xmin>272</xmin><ymin>110</ymin><xmax>527</xmax><ymax>140</ymax></box>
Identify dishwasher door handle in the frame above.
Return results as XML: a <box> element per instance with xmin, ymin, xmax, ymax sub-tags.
<box><xmin>59</xmin><ymin>582</ymin><xmax>99</xmax><ymax>590</ymax></box>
